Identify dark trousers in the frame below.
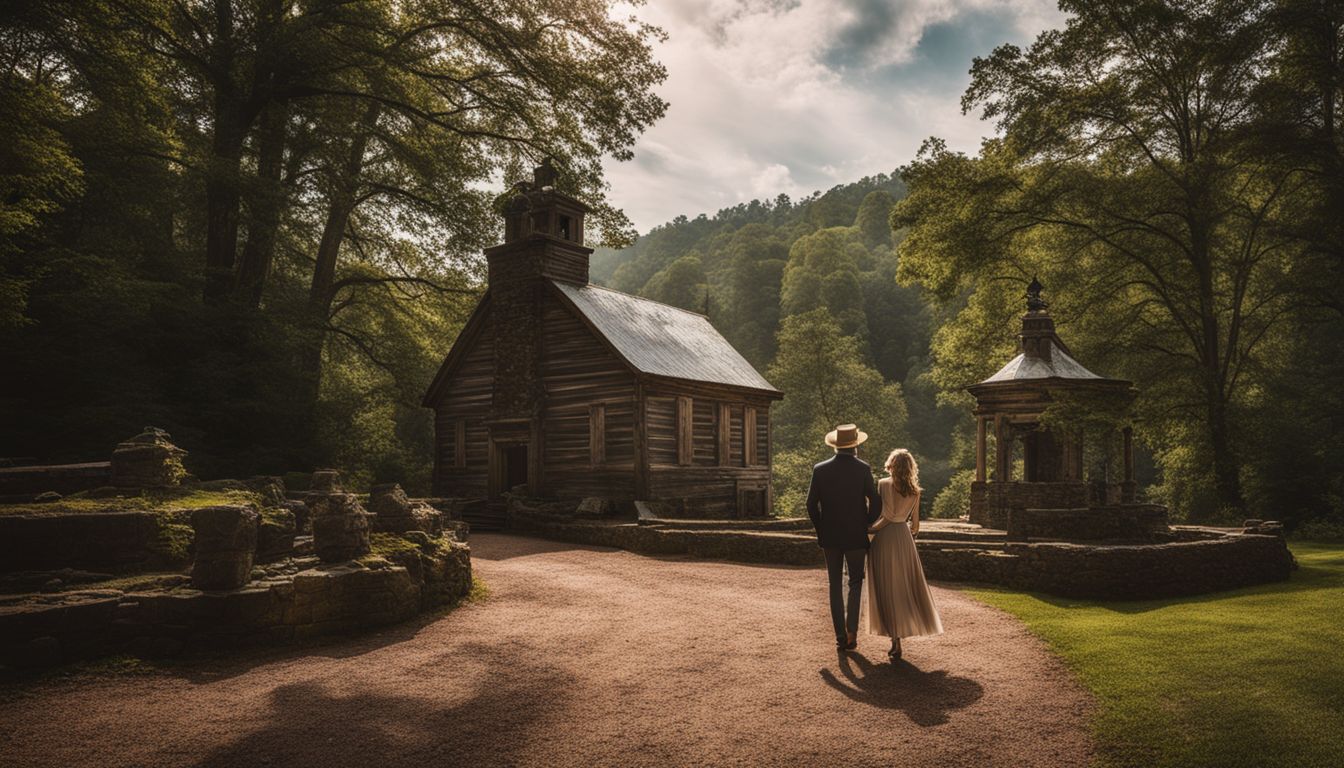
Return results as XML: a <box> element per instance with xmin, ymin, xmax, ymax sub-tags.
<box><xmin>824</xmin><ymin>547</ymin><xmax>866</xmax><ymax>642</ymax></box>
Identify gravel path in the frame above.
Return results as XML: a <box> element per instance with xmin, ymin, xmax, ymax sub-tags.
<box><xmin>0</xmin><ymin>534</ymin><xmax>1093</xmax><ymax>767</ymax></box>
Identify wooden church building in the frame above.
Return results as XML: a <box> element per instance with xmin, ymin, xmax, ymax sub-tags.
<box><xmin>423</xmin><ymin>161</ymin><xmax>783</xmax><ymax>518</ymax></box>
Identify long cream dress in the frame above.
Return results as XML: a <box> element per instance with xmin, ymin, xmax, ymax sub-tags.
<box><xmin>865</xmin><ymin>479</ymin><xmax>943</xmax><ymax>639</ymax></box>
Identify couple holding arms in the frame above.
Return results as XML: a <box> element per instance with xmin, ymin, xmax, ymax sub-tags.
<box><xmin>806</xmin><ymin>423</ymin><xmax>943</xmax><ymax>660</ymax></box>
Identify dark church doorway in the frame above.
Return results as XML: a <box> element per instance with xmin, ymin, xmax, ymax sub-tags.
<box><xmin>504</xmin><ymin>444</ymin><xmax>529</xmax><ymax>492</ymax></box>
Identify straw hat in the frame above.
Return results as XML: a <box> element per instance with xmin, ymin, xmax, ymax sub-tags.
<box><xmin>825</xmin><ymin>423</ymin><xmax>868</xmax><ymax>449</ymax></box>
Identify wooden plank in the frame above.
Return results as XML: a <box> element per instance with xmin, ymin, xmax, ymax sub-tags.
<box><xmin>744</xmin><ymin>407</ymin><xmax>757</xmax><ymax>467</ymax></box>
<box><xmin>634</xmin><ymin>383</ymin><xmax>650</xmax><ymax>499</ymax></box>
<box><xmin>676</xmin><ymin>396</ymin><xmax>693</xmax><ymax>466</ymax></box>
<box><xmin>589</xmin><ymin>403</ymin><xmax>606</xmax><ymax>466</ymax></box>
<box><xmin>454</xmin><ymin>419</ymin><xmax>466</xmax><ymax>469</ymax></box>
<box><xmin>717</xmin><ymin>403</ymin><xmax>731</xmax><ymax>466</ymax></box>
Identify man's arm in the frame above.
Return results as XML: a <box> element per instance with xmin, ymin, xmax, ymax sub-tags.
<box><xmin>864</xmin><ymin>471</ymin><xmax>881</xmax><ymax>525</ymax></box>
<box><xmin>806</xmin><ymin>467</ymin><xmax>822</xmax><ymax>533</ymax></box>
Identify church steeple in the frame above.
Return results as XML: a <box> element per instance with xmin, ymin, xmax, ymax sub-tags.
<box><xmin>501</xmin><ymin>157</ymin><xmax>589</xmax><ymax>252</ymax></box>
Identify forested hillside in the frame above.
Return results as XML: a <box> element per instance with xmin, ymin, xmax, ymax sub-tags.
<box><xmin>589</xmin><ymin>175</ymin><xmax>964</xmax><ymax>515</ymax></box>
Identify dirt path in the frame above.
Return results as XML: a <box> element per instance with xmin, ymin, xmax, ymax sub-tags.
<box><xmin>0</xmin><ymin>534</ymin><xmax>1093</xmax><ymax>767</ymax></box>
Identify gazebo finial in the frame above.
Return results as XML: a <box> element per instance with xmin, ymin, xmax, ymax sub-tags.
<box><xmin>1026</xmin><ymin>276</ymin><xmax>1048</xmax><ymax>312</ymax></box>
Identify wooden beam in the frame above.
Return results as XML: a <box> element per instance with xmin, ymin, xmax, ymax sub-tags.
<box><xmin>454</xmin><ymin>418</ymin><xmax>466</xmax><ymax>469</ymax></box>
<box><xmin>633</xmin><ymin>383</ymin><xmax>650</xmax><ymax>499</ymax></box>
<box><xmin>717</xmin><ymin>402</ymin><xmax>731</xmax><ymax>466</ymax></box>
<box><xmin>589</xmin><ymin>404</ymin><xmax>606</xmax><ymax>467</ymax></box>
<box><xmin>744</xmin><ymin>407</ymin><xmax>757</xmax><ymax>467</ymax></box>
<box><xmin>676</xmin><ymin>396</ymin><xmax>693</xmax><ymax>466</ymax></box>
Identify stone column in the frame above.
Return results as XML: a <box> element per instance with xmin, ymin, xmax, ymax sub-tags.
<box><xmin>111</xmin><ymin>427</ymin><xmax>188</xmax><ymax>488</ymax></box>
<box><xmin>1121</xmin><ymin>426</ymin><xmax>1136</xmax><ymax>503</ymax></box>
<box><xmin>975</xmin><ymin>417</ymin><xmax>987</xmax><ymax>483</ymax></box>
<box><xmin>310</xmin><ymin>493</ymin><xmax>371</xmax><ymax>562</ymax></box>
<box><xmin>993</xmin><ymin>415</ymin><xmax>1005</xmax><ymax>481</ymax></box>
<box><xmin>190</xmin><ymin>505</ymin><xmax>259</xmax><ymax>590</ymax></box>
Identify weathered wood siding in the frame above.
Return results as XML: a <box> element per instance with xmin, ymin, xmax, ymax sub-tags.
<box><xmin>540</xmin><ymin>292</ymin><xmax>638</xmax><ymax>500</ymax></box>
<box><xmin>431</xmin><ymin>313</ymin><xmax>494</xmax><ymax>497</ymax></box>
<box><xmin>643</xmin><ymin>384</ymin><xmax>776</xmax><ymax>517</ymax></box>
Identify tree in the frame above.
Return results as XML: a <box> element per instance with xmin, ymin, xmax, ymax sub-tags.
<box><xmin>767</xmin><ymin>308</ymin><xmax>908</xmax><ymax>515</ymax></box>
<box><xmin>895</xmin><ymin>0</ymin><xmax>1308</xmax><ymax>518</ymax></box>
<box><xmin>780</xmin><ymin>226</ymin><xmax>870</xmax><ymax>341</ymax></box>
<box><xmin>641</xmin><ymin>252</ymin><xmax>706</xmax><ymax>310</ymax></box>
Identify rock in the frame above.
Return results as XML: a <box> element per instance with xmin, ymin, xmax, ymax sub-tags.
<box><xmin>401</xmin><ymin>530</ymin><xmax>434</xmax><ymax>551</ymax></box>
<box><xmin>110</xmin><ymin>427</ymin><xmax>188</xmax><ymax>489</ymax></box>
<box><xmin>284</xmin><ymin>499</ymin><xmax>310</xmax><ymax>534</ymax></box>
<box><xmin>309</xmin><ymin>493</ymin><xmax>371</xmax><ymax>562</ymax></box>
<box><xmin>1243</xmin><ymin>519</ymin><xmax>1264</xmax><ymax>528</ymax></box>
<box><xmin>34</xmin><ymin>491</ymin><xmax>62</xmax><ymax>503</ymax></box>
<box><xmin>368</xmin><ymin>483</ymin><xmax>443</xmax><ymax>535</ymax></box>
<box><xmin>190</xmin><ymin>504</ymin><xmax>260</xmax><ymax>590</ymax></box>
<box><xmin>256</xmin><ymin>508</ymin><xmax>297</xmax><ymax>563</ymax></box>
<box><xmin>576</xmin><ymin>497</ymin><xmax>615</xmax><ymax>518</ymax></box>
<box><xmin>309</xmin><ymin>469</ymin><xmax>343</xmax><ymax>493</ymax></box>
<box><xmin>1243</xmin><ymin>519</ymin><xmax>1285</xmax><ymax>537</ymax></box>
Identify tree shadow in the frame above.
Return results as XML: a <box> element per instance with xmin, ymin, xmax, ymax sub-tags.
<box><xmin>819</xmin><ymin>651</ymin><xmax>984</xmax><ymax>727</ymax></box>
<box><xmin>195</xmin><ymin>642</ymin><xmax>571</xmax><ymax>768</ymax></box>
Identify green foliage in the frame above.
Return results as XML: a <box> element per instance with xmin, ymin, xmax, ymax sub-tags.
<box><xmin>1294</xmin><ymin>517</ymin><xmax>1344</xmax><ymax>542</ymax></box>
<box><xmin>931</xmin><ymin>469</ymin><xmax>974</xmax><ymax>519</ymax></box>
<box><xmin>766</xmin><ymin>309</ymin><xmax>909</xmax><ymax>515</ymax></box>
<box><xmin>894</xmin><ymin>0</ymin><xmax>1344</xmax><ymax>522</ymax></box>
<box><xmin>595</xmin><ymin>172</ymin><xmax>965</xmax><ymax>512</ymax></box>
<box><xmin>969</xmin><ymin>543</ymin><xmax>1344</xmax><ymax>768</ymax></box>
<box><xmin>0</xmin><ymin>0</ymin><xmax>668</xmax><ymax>490</ymax></box>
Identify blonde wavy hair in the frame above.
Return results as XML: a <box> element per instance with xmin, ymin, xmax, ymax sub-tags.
<box><xmin>884</xmin><ymin>448</ymin><xmax>922</xmax><ymax>497</ymax></box>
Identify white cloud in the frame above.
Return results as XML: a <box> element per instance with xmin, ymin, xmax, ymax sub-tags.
<box><xmin>602</xmin><ymin>0</ymin><xmax>1065</xmax><ymax>230</ymax></box>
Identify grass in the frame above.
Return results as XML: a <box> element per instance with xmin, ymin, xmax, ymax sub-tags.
<box><xmin>0</xmin><ymin>488</ymin><xmax>265</xmax><ymax>516</ymax></box>
<box><xmin>967</xmin><ymin>543</ymin><xmax>1344</xmax><ymax>768</ymax></box>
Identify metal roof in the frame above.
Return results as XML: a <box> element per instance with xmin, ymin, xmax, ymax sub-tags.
<box><xmin>979</xmin><ymin>340</ymin><xmax>1105</xmax><ymax>383</ymax></box>
<box><xmin>552</xmin><ymin>281</ymin><xmax>781</xmax><ymax>394</ymax></box>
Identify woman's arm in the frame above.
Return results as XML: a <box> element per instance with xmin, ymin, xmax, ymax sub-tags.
<box><xmin>868</xmin><ymin>515</ymin><xmax>891</xmax><ymax>534</ymax></box>
<box><xmin>910</xmin><ymin>491</ymin><xmax>922</xmax><ymax>536</ymax></box>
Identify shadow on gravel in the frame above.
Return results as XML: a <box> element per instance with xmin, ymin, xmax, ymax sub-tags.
<box><xmin>196</xmin><ymin>645</ymin><xmax>572</xmax><ymax>768</ymax></box>
<box><xmin>819</xmin><ymin>651</ymin><xmax>984</xmax><ymax>727</ymax></box>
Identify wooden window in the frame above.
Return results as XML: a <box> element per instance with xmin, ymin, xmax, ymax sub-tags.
<box><xmin>744</xmin><ymin>407</ymin><xmax>757</xmax><ymax>466</ymax></box>
<box><xmin>717</xmin><ymin>403</ymin><xmax>731</xmax><ymax>466</ymax></box>
<box><xmin>454</xmin><ymin>419</ymin><xmax>466</xmax><ymax>468</ymax></box>
<box><xmin>589</xmin><ymin>404</ymin><xmax>606</xmax><ymax>466</ymax></box>
<box><xmin>676</xmin><ymin>396</ymin><xmax>693</xmax><ymax>466</ymax></box>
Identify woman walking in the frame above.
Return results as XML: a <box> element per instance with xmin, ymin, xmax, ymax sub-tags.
<box><xmin>866</xmin><ymin>448</ymin><xmax>943</xmax><ymax>660</ymax></box>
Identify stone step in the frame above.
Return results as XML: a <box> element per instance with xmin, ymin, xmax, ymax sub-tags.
<box><xmin>461</xmin><ymin>503</ymin><xmax>508</xmax><ymax>533</ymax></box>
<box><xmin>645</xmin><ymin>517</ymin><xmax>813</xmax><ymax>532</ymax></box>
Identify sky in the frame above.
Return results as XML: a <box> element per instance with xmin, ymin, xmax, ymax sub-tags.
<box><xmin>601</xmin><ymin>0</ymin><xmax>1066</xmax><ymax>232</ymax></box>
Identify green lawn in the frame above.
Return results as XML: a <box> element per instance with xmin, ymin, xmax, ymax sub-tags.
<box><xmin>968</xmin><ymin>543</ymin><xmax>1344</xmax><ymax>768</ymax></box>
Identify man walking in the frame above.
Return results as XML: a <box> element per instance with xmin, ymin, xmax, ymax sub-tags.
<box><xmin>806</xmin><ymin>423</ymin><xmax>881</xmax><ymax>651</ymax></box>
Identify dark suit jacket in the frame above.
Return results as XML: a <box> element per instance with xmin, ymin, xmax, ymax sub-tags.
<box><xmin>806</xmin><ymin>453</ymin><xmax>881</xmax><ymax>550</ymax></box>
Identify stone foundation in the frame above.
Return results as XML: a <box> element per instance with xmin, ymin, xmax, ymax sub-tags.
<box><xmin>0</xmin><ymin>535</ymin><xmax>472</xmax><ymax>669</ymax></box>
<box><xmin>0</xmin><ymin>511</ymin><xmax>189</xmax><ymax>573</ymax></box>
<box><xmin>919</xmin><ymin>534</ymin><xmax>1296</xmax><ymax>599</ymax></box>
<box><xmin>507</xmin><ymin>498</ymin><xmax>1295</xmax><ymax>600</ymax></box>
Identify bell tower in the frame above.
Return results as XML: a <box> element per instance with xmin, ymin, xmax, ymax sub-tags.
<box><xmin>483</xmin><ymin>158</ymin><xmax>594</xmax><ymax>429</ymax></box>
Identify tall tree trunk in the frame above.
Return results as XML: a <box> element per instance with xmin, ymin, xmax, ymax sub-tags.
<box><xmin>1192</xmin><ymin>214</ymin><xmax>1246</xmax><ymax>519</ymax></box>
<box><xmin>203</xmin><ymin>0</ymin><xmax>242</xmax><ymax>304</ymax></box>
<box><xmin>235</xmin><ymin>98</ymin><xmax>289</xmax><ymax>307</ymax></box>
<box><xmin>299</xmin><ymin>104</ymin><xmax>382</xmax><ymax>404</ymax></box>
<box><xmin>309</xmin><ymin>105</ymin><xmax>380</xmax><ymax>311</ymax></box>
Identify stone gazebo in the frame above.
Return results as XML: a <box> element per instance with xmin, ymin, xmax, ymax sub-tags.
<box><xmin>966</xmin><ymin>280</ymin><xmax>1167</xmax><ymax>541</ymax></box>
